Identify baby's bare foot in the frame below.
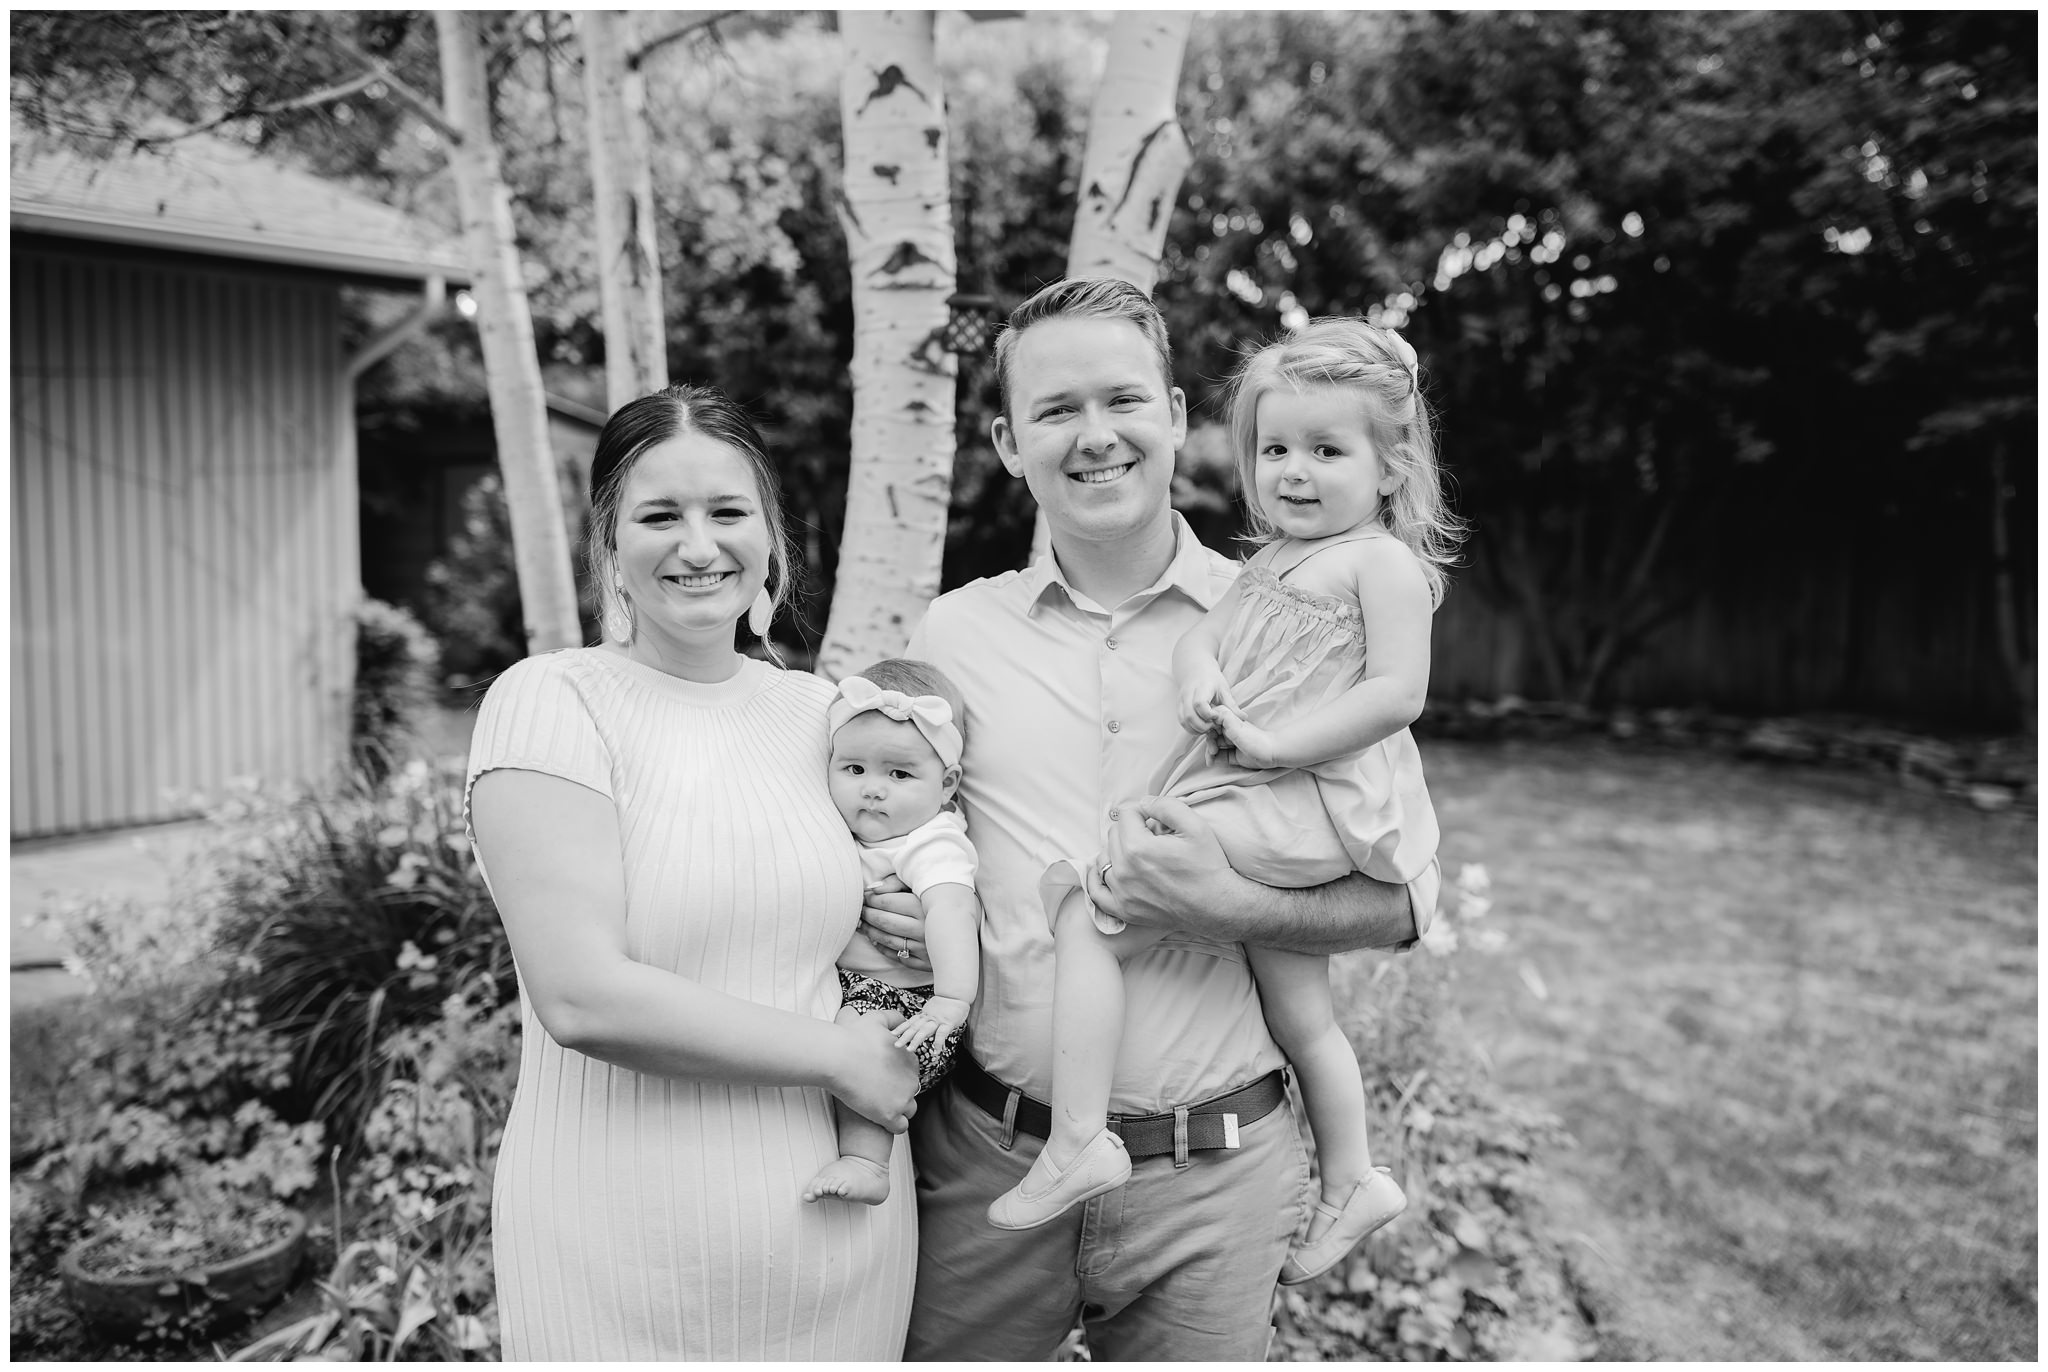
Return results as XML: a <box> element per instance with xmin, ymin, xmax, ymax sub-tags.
<box><xmin>802</xmin><ymin>1156</ymin><xmax>891</xmax><ymax>1205</ymax></box>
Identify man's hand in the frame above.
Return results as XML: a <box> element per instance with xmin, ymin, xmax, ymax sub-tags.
<box><xmin>1090</xmin><ymin>796</ymin><xmax>1426</xmax><ymax>956</ymax></box>
<box><xmin>1085</xmin><ymin>796</ymin><xmax>1243</xmax><ymax>939</ymax></box>
<box><xmin>860</xmin><ymin>877</ymin><xmax>931</xmax><ymax>972</ymax></box>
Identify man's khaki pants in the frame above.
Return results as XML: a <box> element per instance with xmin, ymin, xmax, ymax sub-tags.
<box><xmin>903</xmin><ymin>1075</ymin><xmax>1310</xmax><ymax>1361</ymax></box>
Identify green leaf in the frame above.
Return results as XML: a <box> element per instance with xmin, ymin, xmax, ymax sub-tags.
<box><xmin>1447</xmin><ymin>1246</ymin><xmax>1505</xmax><ymax>1292</ymax></box>
<box><xmin>390</xmin><ymin>1266</ymin><xmax>438</xmax><ymax>1354</ymax></box>
<box><xmin>1448</xmin><ymin>1209</ymin><xmax>1492</xmax><ymax>1252</ymax></box>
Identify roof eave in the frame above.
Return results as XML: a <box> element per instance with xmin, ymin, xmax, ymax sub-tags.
<box><xmin>11</xmin><ymin>206</ymin><xmax>470</xmax><ymax>287</ymax></box>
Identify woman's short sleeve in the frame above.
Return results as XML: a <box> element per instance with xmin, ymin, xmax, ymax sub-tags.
<box><xmin>464</xmin><ymin>654</ymin><xmax>615</xmax><ymax>830</ymax></box>
<box><xmin>893</xmin><ymin>811</ymin><xmax>979</xmax><ymax>901</ymax></box>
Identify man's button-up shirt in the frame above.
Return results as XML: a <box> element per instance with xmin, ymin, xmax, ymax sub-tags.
<box><xmin>906</xmin><ymin>515</ymin><xmax>1288</xmax><ymax>1113</ymax></box>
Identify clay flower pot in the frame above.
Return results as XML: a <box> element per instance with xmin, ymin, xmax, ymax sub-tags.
<box><xmin>59</xmin><ymin>1208</ymin><xmax>308</xmax><ymax>1338</ymax></box>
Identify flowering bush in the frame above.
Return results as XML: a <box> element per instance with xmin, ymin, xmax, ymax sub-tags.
<box><xmin>210</xmin><ymin>759</ymin><xmax>512</xmax><ymax>1151</ymax></box>
<box><xmin>26</xmin><ymin>886</ymin><xmax>223</xmax><ymax>1000</ymax></box>
<box><xmin>15</xmin><ymin>761</ymin><xmax>512</xmax><ymax>1359</ymax></box>
<box><xmin>233</xmin><ymin>981</ymin><xmax>519</xmax><ymax>1362</ymax></box>
<box><xmin>17</xmin><ymin>992</ymin><xmax>322</xmax><ymax>1214</ymax></box>
<box><xmin>1272</xmin><ymin>863</ymin><xmax>1587</xmax><ymax>1362</ymax></box>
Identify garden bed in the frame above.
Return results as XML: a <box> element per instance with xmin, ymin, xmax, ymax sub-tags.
<box><xmin>1417</xmin><ymin>697</ymin><xmax>2036</xmax><ymax>813</ymax></box>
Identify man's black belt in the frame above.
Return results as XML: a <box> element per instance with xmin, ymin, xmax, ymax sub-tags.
<box><xmin>952</xmin><ymin>1051</ymin><xmax>1287</xmax><ymax>1161</ymax></box>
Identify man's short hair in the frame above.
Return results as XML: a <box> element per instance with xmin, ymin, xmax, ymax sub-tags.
<box><xmin>993</xmin><ymin>277</ymin><xmax>1176</xmax><ymax>419</ymax></box>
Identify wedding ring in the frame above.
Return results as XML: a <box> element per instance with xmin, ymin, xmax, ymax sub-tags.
<box><xmin>1100</xmin><ymin>860</ymin><xmax>1114</xmax><ymax>884</ymax></box>
<box><xmin>897</xmin><ymin>947</ymin><xmax>911</xmax><ymax>961</ymax></box>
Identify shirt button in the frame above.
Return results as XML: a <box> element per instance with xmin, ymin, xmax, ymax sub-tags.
<box><xmin>1105</xmin><ymin>637</ymin><xmax>1119</xmax><ymax>650</ymax></box>
<box><xmin>1108</xmin><ymin>720</ymin><xmax>1122</xmax><ymax>733</ymax></box>
<box><xmin>1109</xmin><ymin>808</ymin><xmax>1120</xmax><ymax>821</ymax></box>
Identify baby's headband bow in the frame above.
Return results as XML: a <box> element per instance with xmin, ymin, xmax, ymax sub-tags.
<box><xmin>828</xmin><ymin>676</ymin><xmax>963</xmax><ymax>769</ymax></box>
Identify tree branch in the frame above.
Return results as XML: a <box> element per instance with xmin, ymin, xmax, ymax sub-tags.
<box><xmin>322</xmin><ymin>30</ymin><xmax>464</xmax><ymax>144</ymax></box>
<box><xmin>1579</xmin><ymin>581</ymin><xmax>1707</xmax><ymax>707</ymax></box>
<box><xmin>129</xmin><ymin>68</ymin><xmax>386</xmax><ymax>149</ymax></box>
<box><xmin>1573</xmin><ymin>484</ymin><xmax>1685</xmax><ymax>706</ymax></box>
<box><xmin>628</xmin><ymin>11</ymin><xmax>738</xmax><ymax>69</ymax></box>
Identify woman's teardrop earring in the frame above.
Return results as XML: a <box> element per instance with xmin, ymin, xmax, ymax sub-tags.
<box><xmin>604</xmin><ymin>573</ymin><xmax>635</xmax><ymax>645</ymax></box>
<box><xmin>747</xmin><ymin>588</ymin><xmax>773</xmax><ymax>638</ymax></box>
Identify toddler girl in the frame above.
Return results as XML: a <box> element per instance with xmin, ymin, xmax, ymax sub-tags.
<box><xmin>804</xmin><ymin>659</ymin><xmax>982</xmax><ymax>1206</ymax></box>
<box><xmin>993</xmin><ymin>318</ymin><xmax>1461</xmax><ymax>1287</ymax></box>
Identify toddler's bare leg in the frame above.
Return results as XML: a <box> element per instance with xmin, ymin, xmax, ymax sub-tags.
<box><xmin>985</xmin><ymin>890</ymin><xmax>1167</xmax><ymax>1230</ymax></box>
<box><xmin>1247</xmin><ymin>946</ymin><xmax>1373</xmax><ymax>1219</ymax></box>
<box><xmin>1044</xmin><ymin>888</ymin><xmax>1129</xmax><ymax>1171</ymax></box>
<box><xmin>802</xmin><ymin>1007</ymin><xmax>894</xmax><ymax>1205</ymax></box>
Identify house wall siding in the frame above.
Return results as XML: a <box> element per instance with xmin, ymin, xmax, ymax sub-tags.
<box><xmin>11</xmin><ymin>244</ymin><xmax>358</xmax><ymax>837</ymax></box>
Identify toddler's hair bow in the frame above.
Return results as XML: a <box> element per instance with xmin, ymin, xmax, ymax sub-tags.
<box><xmin>828</xmin><ymin>676</ymin><xmax>963</xmax><ymax>768</ymax></box>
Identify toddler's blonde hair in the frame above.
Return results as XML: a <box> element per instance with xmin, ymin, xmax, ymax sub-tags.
<box><xmin>1224</xmin><ymin>317</ymin><xmax>1465</xmax><ymax>606</ymax></box>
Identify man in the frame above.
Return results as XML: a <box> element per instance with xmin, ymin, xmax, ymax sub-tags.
<box><xmin>862</xmin><ymin>277</ymin><xmax>1438</xmax><ymax>1360</ymax></box>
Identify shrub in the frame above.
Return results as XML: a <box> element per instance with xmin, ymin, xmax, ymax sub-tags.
<box><xmin>17</xmin><ymin>989</ymin><xmax>322</xmax><ymax>1208</ymax></box>
<box><xmin>1272</xmin><ymin>864</ymin><xmax>1587</xmax><ymax>1362</ymax></box>
<box><xmin>11</xmin><ymin>987</ymin><xmax>326</xmax><ymax>1355</ymax></box>
<box><xmin>420</xmin><ymin>474</ymin><xmax>525</xmax><ymax>691</ymax></box>
<box><xmin>232</xmin><ymin>981</ymin><xmax>519</xmax><ymax>1362</ymax></box>
<box><xmin>10</xmin><ymin>1179</ymin><xmax>85</xmax><ymax>1356</ymax></box>
<box><xmin>211</xmin><ymin>761</ymin><xmax>512</xmax><ymax>1153</ymax></box>
<box><xmin>353</xmin><ymin>599</ymin><xmax>441</xmax><ymax>784</ymax></box>
<box><xmin>419</xmin><ymin>473</ymin><xmax>602</xmax><ymax>690</ymax></box>
<box><xmin>11</xmin><ymin>893</ymin><xmax>249</xmax><ymax>1358</ymax></box>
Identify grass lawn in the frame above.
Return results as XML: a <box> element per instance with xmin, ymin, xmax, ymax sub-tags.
<box><xmin>1417</xmin><ymin>738</ymin><xmax>2037</xmax><ymax>1360</ymax></box>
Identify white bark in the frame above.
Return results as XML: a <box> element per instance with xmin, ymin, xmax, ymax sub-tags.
<box><xmin>435</xmin><ymin>11</ymin><xmax>583</xmax><ymax>654</ymax></box>
<box><xmin>1068</xmin><ymin>12</ymin><xmax>1195</xmax><ymax>287</ymax></box>
<box><xmin>1030</xmin><ymin>11</ymin><xmax>1195</xmax><ymax>566</ymax></box>
<box><xmin>578</xmin><ymin>9</ymin><xmax>668</xmax><ymax>408</ymax></box>
<box><xmin>819</xmin><ymin>11</ymin><xmax>958</xmax><ymax>681</ymax></box>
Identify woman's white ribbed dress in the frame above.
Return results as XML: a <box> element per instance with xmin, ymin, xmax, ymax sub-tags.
<box><xmin>465</xmin><ymin>648</ymin><xmax>916</xmax><ymax>1360</ymax></box>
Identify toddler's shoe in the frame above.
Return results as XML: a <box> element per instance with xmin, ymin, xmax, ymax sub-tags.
<box><xmin>987</xmin><ymin>1128</ymin><xmax>1131</xmax><ymax>1230</ymax></box>
<box><xmin>1278</xmin><ymin>1165</ymin><xmax>1406</xmax><ymax>1286</ymax></box>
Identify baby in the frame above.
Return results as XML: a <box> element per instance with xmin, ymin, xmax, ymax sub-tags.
<box><xmin>803</xmin><ymin>658</ymin><xmax>982</xmax><ymax>1206</ymax></box>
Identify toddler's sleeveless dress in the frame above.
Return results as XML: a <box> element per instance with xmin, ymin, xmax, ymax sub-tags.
<box><xmin>1151</xmin><ymin>528</ymin><xmax>1438</xmax><ymax>894</ymax></box>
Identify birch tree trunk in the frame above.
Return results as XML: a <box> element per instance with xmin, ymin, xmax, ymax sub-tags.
<box><xmin>818</xmin><ymin>10</ymin><xmax>957</xmax><ymax>680</ymax></box>
<box><xmin>578</xmin><ymin>9</ymin><xmax>668</xmax><ymax>408</ymax></box>
<box><xmin>1029</xmin><ymin>10</ymin><xmax>1195</xmax><ymax>565</ymax></box>
<box><xmin>435</xmin><ymin>11</ymin><xmax>582</xmax><ymax>654</ymax></box>
<box><xmin>1068</xmin><ymin>12</ymin><xmax>1195</xmax><ymax>285</ymax></box>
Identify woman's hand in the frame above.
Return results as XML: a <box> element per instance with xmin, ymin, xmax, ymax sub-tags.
<box><xmin>894</xmin><ymin>995</ymin><xmax>970</xmax><ymax>1053</ymax></box>
<box><xmin>860</xmin><ymin>878</ymin><xmax>931</xmax><ymax>971</ymax></box>
<box><xmin>832</xmin><ymin>1013</ymin><xmax>921</xmax><ymax>1133</ymax></box>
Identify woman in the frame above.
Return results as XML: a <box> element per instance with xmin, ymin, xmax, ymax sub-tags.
<box><xmin>465</xmin><ymin>384</ymin><xmax>921</xmax><ymax>1359</ymax></box>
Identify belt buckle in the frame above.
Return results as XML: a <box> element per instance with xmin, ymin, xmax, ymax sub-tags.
<box><xmin>1221</xmin><ymin>1111</ymin><xmax>1241</xmax><ymax>1149</ymax></box>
